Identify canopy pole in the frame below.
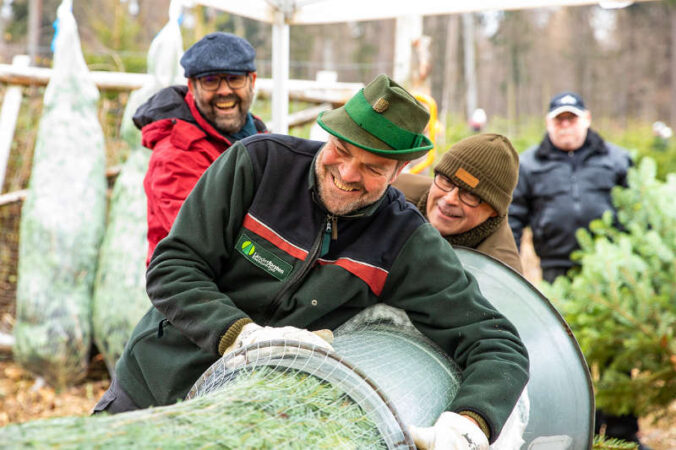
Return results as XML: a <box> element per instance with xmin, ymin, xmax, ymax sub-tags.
<box><xmin>393</xmin><ymin>15</ymin><xmax>422</xmax><ymax>85</ymax></box>
<box><xmin>272</xmin><ymin>10</ymin><xmax>289</xmax><ymax>134</ymax></box>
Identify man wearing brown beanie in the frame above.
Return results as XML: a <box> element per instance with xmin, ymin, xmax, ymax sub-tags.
<box><xmin>393</xmin><ymin>133</ymin><xmax>522</xmax><ymax>273</ymax></box>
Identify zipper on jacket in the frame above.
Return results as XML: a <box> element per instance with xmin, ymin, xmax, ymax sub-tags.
<box><xmin>262</xmin><ymin>214</ymin><xmax>334</xmax><ymax>324</ymax></box>
<box><xmin>320</xmin><ymin>215</ymin><xmax>337</xmax><ymax>257</ymax></box>
<box><xmin>157</xmin><ymin>318</ymin><xmax>168</xmax><ymax>338</ymax></box>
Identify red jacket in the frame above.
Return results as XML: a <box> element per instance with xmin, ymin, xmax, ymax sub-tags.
<box><xmin>134</xmin><ymin>86</ymin><xmax>267</xmax><ymax>264</ymax></box>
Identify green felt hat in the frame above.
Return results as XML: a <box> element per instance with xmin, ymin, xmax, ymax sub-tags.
<box><xmin>317</xmin><ymin>74</ymin><xmax>433</xmax><ymax>161</ymax></box>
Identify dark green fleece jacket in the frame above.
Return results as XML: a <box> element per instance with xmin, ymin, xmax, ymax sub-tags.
<box><xmin>115</xmin><ymin>134</ymin><xmax>528</xmax><ymax>442</ymax></box>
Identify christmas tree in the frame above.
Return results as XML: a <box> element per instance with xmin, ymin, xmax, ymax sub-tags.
<box><xmin>543</xmin><ymin>157</ymin><xmax>675</xmax><ymax>419</ymax></box>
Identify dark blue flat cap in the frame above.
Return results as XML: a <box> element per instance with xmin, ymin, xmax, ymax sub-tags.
<box><xmin>180</xmin><ymin>32</ymin><xmax>256</xmax><ymax>78</ymax></box>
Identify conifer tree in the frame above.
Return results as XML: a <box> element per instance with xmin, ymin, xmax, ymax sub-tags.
<box><xmin>542</xmin><ymin>157</ymin><xmax>675</xmax><ymax>418</ymax></box>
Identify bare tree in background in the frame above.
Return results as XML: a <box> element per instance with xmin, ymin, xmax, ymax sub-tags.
<box><xmin>1</xmin><ymin>2</ymin><xmax>674</xmax><ymax>127</ymax></box>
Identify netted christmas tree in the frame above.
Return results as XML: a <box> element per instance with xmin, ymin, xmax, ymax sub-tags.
<box><xmin>92</xmin><ymin>0</ymin><xmax>185</xmax><ymax>374</ymax></box>
<box><xmin>0</xmin><ymin>365</ymin><xmax>385</xmax><ymax>449</ymax></box>
<box><xmin>0</xmin><ymin>317</ymin><xmax>463</xmax><ymax>449</ymax></box>
<box><xmin>542</xmin><ymin>157</ymin><xmax>676</xmax><ymax>418</ymax></box>
<box><xmin>13</xmin><ymin>0</ymin><xmax>107</xmax><ymax>388</ymax></box>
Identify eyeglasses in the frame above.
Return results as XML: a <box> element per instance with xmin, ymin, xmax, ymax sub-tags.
<box><xmin>197</xmin><ymin>73</ymin><xmax>249</xmax><ymax>91</ymax></box>
<box><xmin>433</xmin><ymin>172</ymin><xmax>482</xmax><ymax>207</ymax></box>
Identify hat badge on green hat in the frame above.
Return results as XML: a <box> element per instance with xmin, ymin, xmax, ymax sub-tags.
<box><xmin>373</xmin><ymin>97</ymin><xmax>389</xmax><ymax>113</ymax></box>
<box><xmin>317</xmin><ymin>74</ymin><xmax>433</xmax><ymax>161</ymax></box>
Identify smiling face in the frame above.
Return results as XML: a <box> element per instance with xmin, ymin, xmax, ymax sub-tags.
<box><xmin>188</xmin><ymin>72</ymin><xmax>257</xmax><ymax>135</ymax></box>
<box><xmin>315</xmin><ymin>136</ymin><xmax>406</xmax><ymax>216</ymax></box>
<box><xmin>425</xmin><ymin>180</ymin><xmax>497</xmax><ymax>236</ymax></box>
<box><xmin>546</xmin><ymin>110</ymin><xmax>591</xmax><ymax>151</ymax></box>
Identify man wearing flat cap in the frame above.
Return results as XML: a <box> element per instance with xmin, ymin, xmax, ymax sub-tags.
<box><xmin>394</xmin><ymin>134</ymin><xmax>523</xmax><ymax>273</ymax></box>
<box><xmin>95</xmin><ymin>74</ymin><xmax>528</xmax><ymax>449</ymax></box>
<box><xmin>133</xmin><ymin>32</ymin><xmax>267</xmax><ymax>265</ymax></box>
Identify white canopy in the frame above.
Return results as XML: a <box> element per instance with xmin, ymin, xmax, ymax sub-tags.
<box><xmin>195</xmin><ymin>0</ymin><xmax>646</xmax><ymax>24</ymax></box>
<box><xmin>193</xmin><ymin>0</ymin><xmax>653</xmax><ymax>132</ymax></box>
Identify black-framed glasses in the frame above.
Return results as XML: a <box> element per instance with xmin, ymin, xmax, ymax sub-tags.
<box><xmin>433</xmin><ymin>172</ymin><xmax>482</xmax><ymax>207</ymax></box>
<box><xmin>197</xmin><ymin>73</ymin><xmax>249</xmax><ymax>91</ymax></box>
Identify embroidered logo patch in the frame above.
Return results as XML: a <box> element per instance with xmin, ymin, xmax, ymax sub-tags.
<box><xmin>241</xmin><ymin>240</ymin><xmax>255</xmax><ymax>255</ymax></box>
<box><xmin>454</xmin><ymin>167</ymin><xmax>479</xmax><ymax>188</ymax></box>
<box><xmin>558</xmin><ymin>94</ymin><xmax>578</xmax><ymax>105</ymax></box>
<box><xmin>373</xmin><ymin>97</ymin><xmax>389</xmax><ymax>113</ymax></box>
<box><xmin>236</xmin><ymin>233</ymin><xmax>293</xmax><ymax>281</ymax></box>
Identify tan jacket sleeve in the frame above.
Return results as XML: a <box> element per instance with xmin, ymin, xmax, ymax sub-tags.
<box><xmin>475</xmin><ymin>219</ymin><xmax>523</xmax><ymax>274</ymax></box>
<box><xmin>392</xmin><ymin>172</ymin><xmax>432</xmax><ymax>204</ymax></box>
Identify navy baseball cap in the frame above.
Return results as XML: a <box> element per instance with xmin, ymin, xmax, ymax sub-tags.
<box><xmin>180</xmin><ymin>32</ymin><xmax>256</xmax><ymax>78</ymax></box>
<box><xmin>547</xmin><ymin>92</ymin><xmax>586</xmax><ymax>119</ymax></box>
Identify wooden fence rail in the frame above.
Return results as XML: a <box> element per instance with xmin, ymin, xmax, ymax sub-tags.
<box><xmin>0</xmin><ymin>60</ymin><xmax>360</xmax><ymax>202</ymax></box>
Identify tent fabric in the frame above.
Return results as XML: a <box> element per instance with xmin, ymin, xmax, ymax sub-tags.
<box><xmin>195</xmin><ymin>0</ymin><xmax>651</xmax><ymax>24</ymax></box>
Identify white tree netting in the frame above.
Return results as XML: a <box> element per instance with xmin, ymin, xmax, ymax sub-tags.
<box><xmin>92</xmin><ymin>0</ymin><xmax>185</xmax><ymax>374</ymax></box>
<box><xmin>0</xmin><ymin>363</ymin><xmax>386</xmax><ymax>448</ymax></box>
<box><xmin>13</xmin><ymin>0</ymin><xmax>107</xmax><ymax>388</ymax></box>
<box><xmin>0</xmin><ymin>305</ymin><xmax>529</xmax><ymax>449</ymax></box>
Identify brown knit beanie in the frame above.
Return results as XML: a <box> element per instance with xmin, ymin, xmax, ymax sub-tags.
<box><xmin>433</xmin><ymin>133</ymin><xmax>519</xmax><ymax>217</ymax></box>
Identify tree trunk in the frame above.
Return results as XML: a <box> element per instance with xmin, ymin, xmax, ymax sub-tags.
<box><xmin>671</xmin><ymin>7</ymin><xmax>676</xmax><ymax>125</ymax></box>
<box><xmin>440</xmin><ymin>14</ymin><xmax>459</xmax><ymax>120</ymax></box>
<box><xmin>462</xmin><ymin>13</ymin><xmax>477</xmax><ymax>121</ymax></box>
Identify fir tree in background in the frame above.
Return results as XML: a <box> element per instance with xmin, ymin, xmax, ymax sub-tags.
<box><xmin>542</xmin><ymin>157</ymin><xmax>676</xmax><ymax>419</ymax></box>
<box><xmin>593</xmin><ymin>435</ymin><xmax>643</xmax><ymax>450</ymax></box>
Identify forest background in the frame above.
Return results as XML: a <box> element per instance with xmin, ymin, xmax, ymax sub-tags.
<box><xmin>0</xmin><ymin>0</ymin><xmax>675</xmax><ymax>446</ymax></box>
<box><xmin>1</xmin><ymin>1</ymin><xmax>676</xmax><ymax>165</ymax></box>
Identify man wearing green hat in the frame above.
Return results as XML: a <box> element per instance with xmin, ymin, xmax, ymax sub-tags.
<box><xmin>394</xmin><ymin>134</ymin><xmax>523</xmax><ymax>273</ymax></box>
<box><xmin>95</xmin><ymin>74</ymin><xmax>528</xmax><ymax>448</ymax></box>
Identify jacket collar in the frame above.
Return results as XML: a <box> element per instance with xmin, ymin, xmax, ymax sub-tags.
<box><xmin>535</xmin><ymin>128</ymin><xmax>607</xmax><ymax>160</ymax></box>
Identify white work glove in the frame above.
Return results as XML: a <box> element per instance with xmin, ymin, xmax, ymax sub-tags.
<box><xmin>223</xmin><ymin>323</ymin><xmax>334</xmax><ymax>369</ymax></box>
<box><xmin>409</xmin><ymin>412</ymin><xmax>489</xmax><ymax>450</ymax></box>
<box><xmin>231</xmin><ymin>323</ymin><xmax>334</xmax><ymax>351</ymax></box>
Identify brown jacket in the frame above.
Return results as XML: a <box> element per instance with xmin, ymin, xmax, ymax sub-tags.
<box><xmin>393</xmin><ymin>173</ymin><xmax>523</xmax><ymax>274</ymax></box>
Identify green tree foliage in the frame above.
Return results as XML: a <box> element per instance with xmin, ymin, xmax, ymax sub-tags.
<box><xmin>593</xmin><ymin>435</ymin><xmax>638</xmax><ymax>450</ymax></box>
<box><xmin>594</xmin><ymin>118</ymin><xmax>676</xmax><ymax>181</ymax></box>
<box><xmin>542</xmin><ymin>157</ymin><xmax>676</xmax><ymax>418</ymax></box>
<box><xmin>0</xmin><ymin>367</ymin><xmax>384</xmax><ymax>448</ymax></box>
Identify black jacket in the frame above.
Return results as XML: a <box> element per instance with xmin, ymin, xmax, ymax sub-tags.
<box><xmin>508</xmin><ymin>130</ymin><xmax>632</xmax><ymax>270</ymax></box>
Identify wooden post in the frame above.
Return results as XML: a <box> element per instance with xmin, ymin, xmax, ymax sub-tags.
<box><xmin>0</xmin><ymin>55</ymin><xmax>30</xmax><ymax>193</ymax></box>
<box><xmin>28</xmin><ymin>0</ymin><xmax>42</xmax><ymax>65</ymax></box>
<box><xmin>0</xmin><ymin>331</ymin><xmax>14</xmax><ymax>353</ymax></box>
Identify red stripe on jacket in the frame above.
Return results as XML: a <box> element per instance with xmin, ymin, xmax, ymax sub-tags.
<box><xmin>242</xmin><ymin>214</ymin><xmax>308</xmax><ymax>260</ymax></box>
<box><xmin>318</xmin><ymin>258</ymin><xmax>388</xmax><ymax>296</ymax></box>
<box><xmin>242</xmin><ymin>214</ymin><xmax>389</xmax><ymax>296</ymax></box>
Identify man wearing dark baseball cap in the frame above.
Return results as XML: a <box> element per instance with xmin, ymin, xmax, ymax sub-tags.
<box><xmin>509</xmin><ymin>92</ymin><xmax>646</xmax><ymax>447</ymax></box>
<box><xmin>546</xmin><ymin>91</ymin><xmax>586</xmax><ymax>118</ymax></box>
<box><xmin>96</xmin><ymin>74</ymin><xmax>528</xmax><ymax>449</ymax></box>
<box><xmin>132</xmin><ymin>32</ymin><xmax>268</xmax><ymax>265</ymax></box>
<box><xmin>509</xmin><ymin>90</ymin><xmax>631</xmax><ymax>281</ymax></box>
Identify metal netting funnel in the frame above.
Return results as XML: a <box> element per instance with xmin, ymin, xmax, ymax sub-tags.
<box><xmin>454</xmin><ymin>247</ymin><xmax>594</xmax><ymax>450</ymax></box>
<box><xmin>187</xmin><ymin>320</ymin><xmax>462</xmax><ymax>450</ymax></box>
